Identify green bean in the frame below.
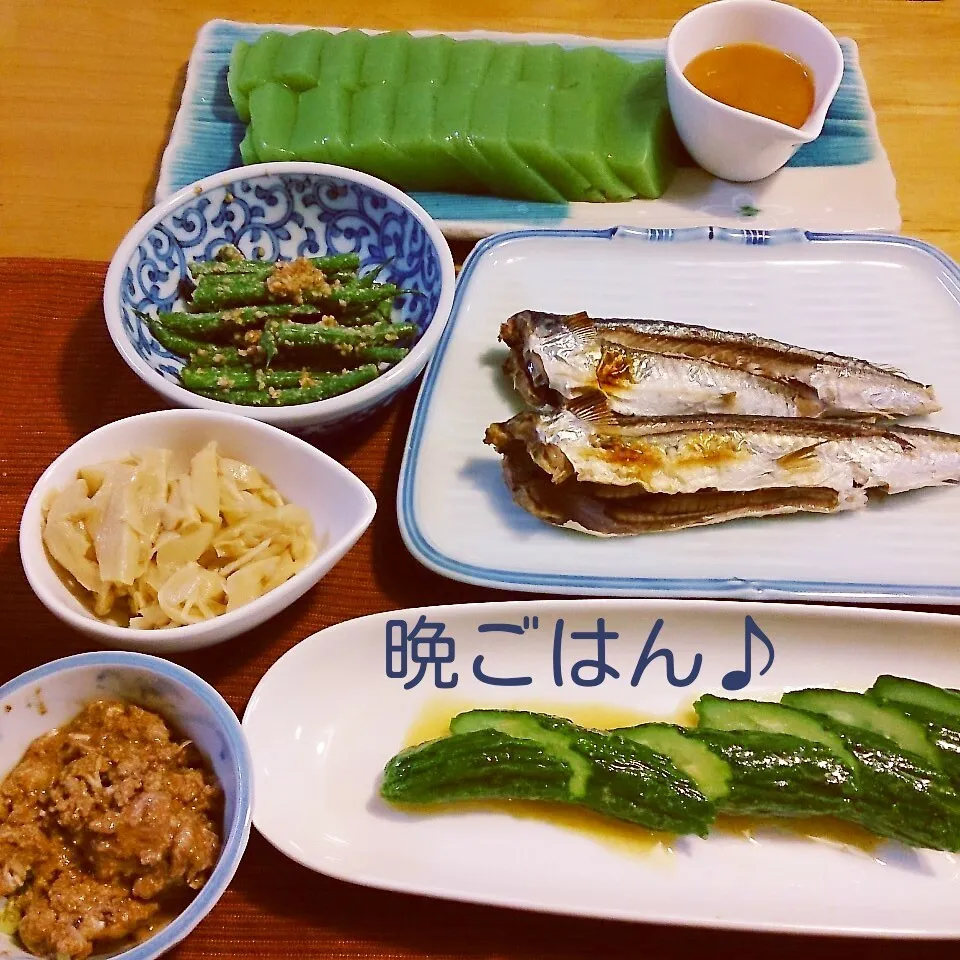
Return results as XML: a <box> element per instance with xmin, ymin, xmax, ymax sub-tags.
<box><xmin>262</xmin><ymin>319</ymin><xmax>417</xmax><ymax>363</ymax></box>
<box><xmin>156</xmin><ymin>304</ymin><xmax>326</xmax><ymax>340</ymax></box>
<box><xmin>199</xmin><ymin>365</ymin><xmax>381</xmax><ymax>406</ymax></box>
<box><xmin>181</xmin><ymin>365</ymin><xmax>330</xmax><ymax>392</ymax></box>
<box><xmin>188</xmin><ymin>252</ymin><xmax>361</xmax><ymax>279</ymax></box>
<box><xmin>189</xmin><ymin>274</ymin><xmax>404</xmax><ymax>312</ymax></box>
<box><xmin>359</xmin><ymin>346</ymin><xmax>410</xmax><ymax>365</ymax></box>
<box><xmin>144</xmin><ymin>315</ymin><xmax>259</xmax><ymax>366</ymax></box>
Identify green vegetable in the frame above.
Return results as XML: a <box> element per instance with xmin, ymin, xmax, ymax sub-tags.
<box><xmin>190</xmin><ymin>273</ymin><xmax>403</xmax><ymax>312</ymax></box>
<box><xmin>869</xmin><ymin>675</ymin><xmax>960</xmax><ymax>722</ymax></box>
<box><xmin>261</xmin><ymin>319</ymin><xmax>415</xmax><ymax>364</ymax></box>
<box><xmin>187</xmin><ymin>252</ymin><xmax>361</xmax><ymax>279</ymax></box>
<box><xmin>689</xmin><ymin>729</ymin><xmax>857</xmax><ymax>818</ymax></box>
<box><xmin>144</xmin><ymin>315</ymin><xmax>259</xmax><ymax>367</ymax></box>
<box><xmin>199</xmin><ymin>365</ymin><xmax>381</xmax><ymax>406</ymax></box>
<box><xmin>435</xmin><ymin>710</ymin><xmax>717</xmax><ymax>835</ymax></box>
<box><xmin>182</xmin><ymin>365</ymin><xmax>325</xmax><ymax>392</ymax></box>
<box><xmin>614</xmin><ymin>723</ymin><xmax>731</xmax><ymax>802</ymax></box>
<box><xmin>694</xmin><ymin>695</ymin><xmax>857</xmax><ymax>769</ymax></box>
<box><xmin>780</xmin><ymin>689</ymin><xmax>941</xmax><ymax>767</ymax></box>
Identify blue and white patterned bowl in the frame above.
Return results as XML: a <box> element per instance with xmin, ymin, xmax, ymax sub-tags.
<box><xmin>104</xmin><ymin>162</ymin><xmax>456</xmax><ymax>436</ymax></box>
<box><xmin>0</xmin><ymin>651</ymin><xmax>252</xmax><ymax>960</ymax></box>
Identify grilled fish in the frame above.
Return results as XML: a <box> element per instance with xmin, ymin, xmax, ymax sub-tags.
<box><xmin>500</xmin><ymin>311</ymin><xmax>940</xmax><ymax>420</ymax></box>
<box><xmin>484</xmin><ymin>410</ymin><xmax>960</xmax><ymax>535</ymax></box>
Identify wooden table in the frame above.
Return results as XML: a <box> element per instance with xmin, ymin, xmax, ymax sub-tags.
<box><xmin>2</xmin><ymin>1</ymin><xmax>960</xmax><ymax>956</ymax></box>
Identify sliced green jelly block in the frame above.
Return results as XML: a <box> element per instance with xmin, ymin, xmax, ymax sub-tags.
<box><xmin>507</xmin><ymin>83</ymin><xmax>596</xmax><ymax>201</ymax></box>
<box><xmin>348</xmin><ymin>83</ymin><xmax>436</xmax><ymax>190</ymax></box>
<box><xmin>248</xmin><ymin>81</ymin><xmax>299</xmax><ymax>161</ymax></box>
<box><xmin>470</xmin><ymin>85</ymin><xmax>565</xmax><ymax>203</ymax></box>
<box><xmin>237</xmin><ymin>32</ymin><xmax>285</xmax><ymax>93</ymax></box>
<box><xmin>435</xmin><ymin>85</ymin><xmax>506</xmax><ymax>194</ymax></box>
<box><xmin>446</xmin><ymin>39</ymin><xmax>495</xmax><ymax>84</ymax></box>
<box><xmin>391</xmin><ymin>83</ymin><xmax>487</xmax><ymax>194</ymax></box>
<box><xmin>289</xmin><ymin>85</ymin><xmax>351</xmax><ymax>165</ymax></box>
<box><xmin>560</xmin><ymin>45</ymin><xmax>633</xmax><ymax>89</ymax></box>
<box><xmin>521</xmin><ymin>43</ymin><xmax>563</xmax><ymax>84</ymax></box>
<box><xmin>360</xmin><ymin>31</ymin><xmax>412</xmax><ymax>84</ymax></box>
<box><xmin>275</xmin><ymin>30</ymin><xmax>328</xmax><ymax>91</ymax></box>
<box><xmin>228</xmin><ymin>41</ymin><xmax>251</xmax><ymax>122</ymax></box>
<box><xmin>406</xmin><ymin>34</ymin><xmax>455</xmax><ymax>83</ymax></box>
<box><xmin>318</xmin><ymin>30</ymin><xmax>369</xmax><ymax>90</ymax></box>
<box><xmin>603</xmin><ymin>60</ymin><xmax>680</xmax><ymax>199</ymax></box>
<box><xmin>238</xmin><ymin>125</ymin><xmax>258</xmax><ymax>164</ymax></box>
<box><xmin>485</xmin><ymin>43</ymin><xmax>524</xmax><ymax>84</ymax></box>
<box><xmin>553</xmin><ymin>85</ymin><xmax>634</xmax><ymax>201</ymax></box>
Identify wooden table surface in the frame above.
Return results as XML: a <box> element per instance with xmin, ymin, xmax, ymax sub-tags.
<box><xmin>2</xmin><ymin>0</ymin><xmax>960</xmax><ymax>956</ymax></box>
<box><xmin>2</xmin><ymin>0</ymin><xmax>960</xmax><ymax>261</ymax></box>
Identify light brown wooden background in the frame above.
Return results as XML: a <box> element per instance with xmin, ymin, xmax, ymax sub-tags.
<box><xmin>2</xmin><ymin>0</ymin><xmax>959</xmax><ymax>261</ymax></box>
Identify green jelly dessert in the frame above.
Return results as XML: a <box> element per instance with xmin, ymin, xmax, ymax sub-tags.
<box><xmin>360</xmin><ymin>31</ymin><xmax>412</xmax><ymax>84</ymax></box>
<box><xmin>469</xmin><ymin>85</ymin><xmax>564</xmax><ymax>203</ymax></box>
<box><xmin>228</xmin><ymin>41</ymin><xmax>251</xmax><ymax>123</ymax></box>
<box><xmin>445</xmin><ymin>39</ymin><xmax>496</xmax><ymax>84</ymax></box>
<box><xmin>228</xmin><ymin>30</ymin><xmax>682</xmax><ymax>203</ymax></box>
<box><xmin>318</xmin><ymin>30</ymin><xmax>369</xmax><ymax>89</ymax></box>
<box><xmin>405</xmin><ymin>34</ymin><xmax>455</xmax><ymax>83</ymax></box>
<box><xmin>235</xmin><ymin>31</ymin><xmax>285</xmax><ymax>94</ymax></box>
<box><xmin>603</xmin><ymin>59</ymin><xmax>680</xmax><ymax>199</ymax></box>
<box><xmin>485</xmin><ymin>43</ymin><xmax>525</xmax><ymax>84</ymax></box>
<box><xmin>507</xmin><ymin>83</ymin><xmax>598</xmax><ymax>201</ymax></box>
<box><xmin>520</xmin><ymin>43</ymin><xmax>563</xmax><ymax>84</ymax></box>
<box><xmin>248</xmin><ymin>81</ymin><xmax>299</xmax><ymax>162</ymax></box>
<box><xmin>553</xmin><ymin>85</ymin><xmax>634</xmax><ymax>201</ymax></box>
<box><xmin>275</xmin><ymin>30</ymin><xmax>328</xmax><ymax>91</ymax></box>
<box><xmin>289</xmin><ymin>85</ymin><xmax>351</xmax><ymax>165</ymax></box>
<box><xmin>391</xmin><ymin>83</ymin><xmax>486</xmax><ymax>193</ymax></box>
<box><xmin>238</xmin><ymin>125</ymin><xmax>259</xmax><ymax>164</ymax></box>
<box><xmin>348</xmin><ymin>83</ymin><xmax>438</xmax><ymax>190</ymax></box>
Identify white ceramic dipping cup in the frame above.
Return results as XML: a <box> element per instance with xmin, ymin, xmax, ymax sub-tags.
<box><xmin>666</xmin><ymin>0</ymin><xmax>844</xmax><ymax>182</ymax></box>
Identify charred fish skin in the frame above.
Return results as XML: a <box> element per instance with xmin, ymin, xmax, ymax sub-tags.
<box><xmin>484</xmin><ymin>410</ymin><xmax>960</xmax><ymax>528</ymax></box>
<box><xmin>500</xmin><ymin>311</ymin><xmax>940</xmax><ymax>419</ymax></box>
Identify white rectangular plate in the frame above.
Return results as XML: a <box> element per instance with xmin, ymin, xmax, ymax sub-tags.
<box><xmin>242</xmin><ymin>599</ymin><xmax>960</xmax><ymax>937</ymax></box>
<box><xmin>157</xmin><ymin>20</ymin><xmax>900</xmax><ymax>237</ymax></box>
<box><xmin>397</xmin><ymin>226</ymin><xmax>960</xmax><ymax>603</ymax></box>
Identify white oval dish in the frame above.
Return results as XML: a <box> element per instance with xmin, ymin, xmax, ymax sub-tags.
<box><xmin>0</xmin><ymin>651</ymin><xmax>252</xmax><ymax>960</ymax></box>
<box><xmin>666</xmin><ymin>0</ymin><xmax>844</xmax><ymax>182</ymax></box>
<box><xmin>242</xmin><ymin>598</ymin><xmax>960</xmax><ymax>937</ymax></box>
<box><xmin>20</xmin><ymin>409</ymin><xmax>376</xmax><ymax>652</ymax></box>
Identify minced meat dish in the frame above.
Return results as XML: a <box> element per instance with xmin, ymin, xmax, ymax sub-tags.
<box><xmin>0</xmin><ymin>700</ymin><xmax>223</xmax><ymax>959</ymax></box>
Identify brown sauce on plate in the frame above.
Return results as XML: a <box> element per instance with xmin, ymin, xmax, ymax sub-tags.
<box><xmin>683</xmin><ymin>42</ymin><xmax>815</xmax><ymax>128</ymax></box>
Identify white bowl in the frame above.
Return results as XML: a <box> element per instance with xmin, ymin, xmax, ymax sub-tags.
<box><xmin>103</xmin><ymin>162</ymin><xmax>456</xmax><ymax>437</ymax></box>
<box><xmin>666</xmin><ymin>0</ymin><xmax>844</xmax><ymax>182</ymax></box>
<box><xmin>20</xmin><ymin>409</ymin><xmax>376</xmax><ymax>652</ymax></box>
<box><xmin>0</xmin><ymin>651</ymin><xmax>252</xmax><ymax>960</ymax></box>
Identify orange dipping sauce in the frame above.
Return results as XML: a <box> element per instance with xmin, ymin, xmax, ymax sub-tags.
<box><xmin>683</xmin><ymin>42</ymin><xmax>816</xmax><ymax>129</ymax></box>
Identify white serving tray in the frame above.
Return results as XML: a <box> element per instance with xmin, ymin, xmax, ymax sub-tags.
<box><xmin>156</xmin><ymin>20</ymin><xmax>900</xmax><ymax>237</ymax></box>
<box><xmin>242</xmin><ymin>599</ymin><xmax>960</xmax><ymax>937</ymax></box>
<box><xmin>397</xmin><ymin>226</ymin><xmax>960</xmax><ymax>604</ymax></box>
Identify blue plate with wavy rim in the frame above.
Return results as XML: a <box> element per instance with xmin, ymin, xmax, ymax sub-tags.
<box><xmin>398</xmin><ymin>225</ymin><xmax>960</xmax><ymax>605</ymax></box>
<box><xmin>104</xmin><ymin>162</ymin><xmax>455</xmax><ymax>436</ymax></box>
<box><xmin>157</xmin><ymin>20</ymin><xmax>900</xmax><ymax>237</ymax></box>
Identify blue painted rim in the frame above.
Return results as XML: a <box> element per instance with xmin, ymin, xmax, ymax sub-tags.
<box><xmin>397</xmin><ymin>226</ymin><xmax>960</xmax><ymax>603</ymax></box>
<box><xmin>0</xmin><ymin>652</ymin><xmax>253</xmax><ymax>960</ymax></box>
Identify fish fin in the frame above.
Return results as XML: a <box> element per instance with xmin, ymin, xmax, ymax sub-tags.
<box><xmin>776</xmin><ymin>442</ymin><xmax>826</xmax><ymax>469</ymax></box>
<box><xmin>562</xmin><ymin>312</ymin><xmax>600</xmax><ymax>348</ymax></box>
<box><xmin>567</xmin><ymin>389</ymin><xmax>619</xmax><ymax>426</ymax></box>
<box><xmin>872</xmin><ymin>361</ymin><xmax>913</xmax><ymax>379</ymax></box>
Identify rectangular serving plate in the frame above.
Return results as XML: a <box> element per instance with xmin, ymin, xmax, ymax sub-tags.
<box><xmin>242</xmin><ymin>599</ymin><xmax>960</xmax><ymax>937</ymax></box>
<box><xmin>397</xmin><ymin>226</ymin><xmax>960</xmax><ymax>604</ymax></box>
<box><xmin>157</xmin><ymin>19</ymin><xmax>900</xmax><ymax>237</ymax></box>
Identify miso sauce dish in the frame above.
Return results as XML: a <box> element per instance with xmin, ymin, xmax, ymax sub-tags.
<box><xmin>666</xmin><ymin>0</ymin><xmax>844</xmax><ymax>182</ymax></box>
